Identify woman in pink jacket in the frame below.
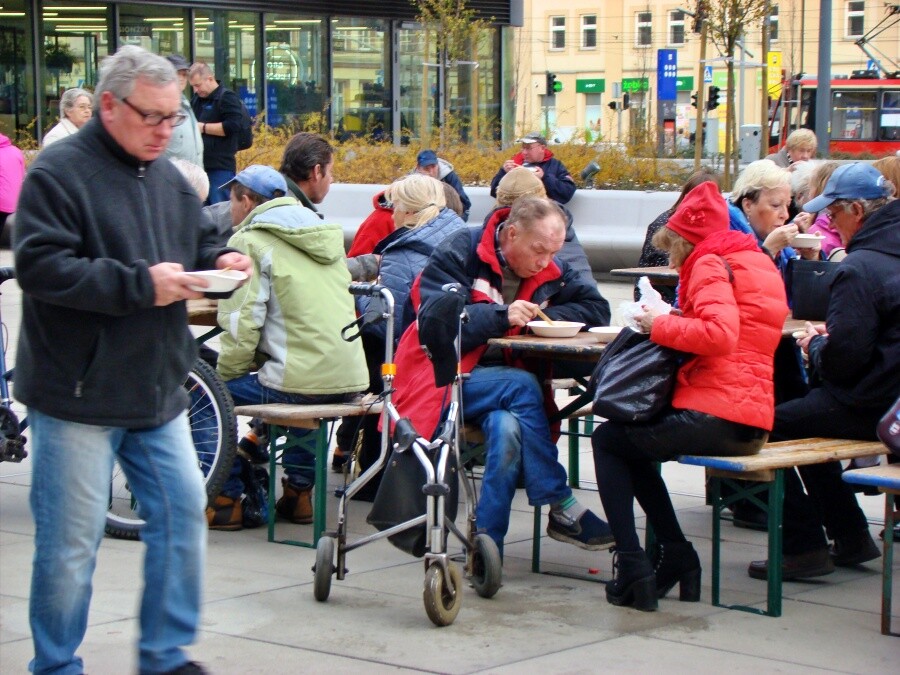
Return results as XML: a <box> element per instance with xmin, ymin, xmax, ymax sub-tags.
<box><xmin>592</xmin><ymin>182</ymin><xmax>789</xmax><ymax>611</ymax></box>
<box><xmin>0</xmin><ymin>133</ymin><xmax>25</xmax><ymax>238</ymax></box>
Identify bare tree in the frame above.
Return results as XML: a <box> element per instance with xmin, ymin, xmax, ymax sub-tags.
<box><xmin>697</xmin><ymin>0</ymin><xmax>768</xmax><ymax>186</ymax></box>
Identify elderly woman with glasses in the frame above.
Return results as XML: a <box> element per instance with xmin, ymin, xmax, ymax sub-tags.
<box><xmin>42</xmin><ymin>87</ymin><xmax>93</xmax><ymax>147</ymax></box>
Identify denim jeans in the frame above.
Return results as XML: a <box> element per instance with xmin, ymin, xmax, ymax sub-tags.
<box><xmin>223</xmin><ymin>374</ymin><xmax>353</xmax><ymax>496</ymax></box>
<box><xmin>462</xmin><ymin>366</ymin><xmax>571</xmax><ymax>550</ymax></box>
<box><xmin>205</xmin><ymin>169</ymin><xmax>235</xmax><ymax>205</ymax></box>
<box><xmin>28</xmin><ymin>409</ymin><xmax>207</xmax><ymax>675</ymax></box>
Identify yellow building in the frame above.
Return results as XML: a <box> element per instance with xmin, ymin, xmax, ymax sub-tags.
<box><xmin>515</xmin><ymin>1</ymin><xmax>900</xmax><ymax>153</ymax></box>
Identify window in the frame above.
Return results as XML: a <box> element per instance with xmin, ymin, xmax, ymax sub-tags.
<box><xmin>880</xmin><ymin>91</ymin><xmax>900</xmax><ymax>141</ymax></box>
<box><xmin>831</xmin><ymin>90</ymin><xmax>877</xmax><ymax>140</ymax></box>
<box><xmin>584</xmin><ymin>93</ymin><xmax>601</xmax><ymax>130</ymax></box>
<box><xmin>847</xmin><ymin>1</ymin><xmax>864</xmax><ymax>38</ymax></box>
<box><xmin>550</xmin><ymin>16</ymin><xmax>565</xmax><ymax>50</ymax></box>
<box><xmin>668</xmin><ymin>10</ymin><xmax>685</xmax><ymax>45</ymax></box>
<box><xmin>581</xmin><ymin>15</ymin><xmax>596</xmax><ymax>49</ymax></box>
<box><xmin>768</xmin><ymin>5</ymin><xmax>779</xmax><ymax>42</ymax></box>
<box><xmin>636</xmin><ymin>11</ymin><xmax>652</xmax><ymax>47</ymax></box>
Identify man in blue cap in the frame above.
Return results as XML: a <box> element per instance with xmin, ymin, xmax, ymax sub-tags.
<box><xmin>209</xmin><ymin>165</ymin><xmax>369</xmax><ymax>529</ymax></box>
<box><xmin>415</xmin><ymin>149</ymin><xmax>471</xmax><ymax>220</ymax></box>
<box><xmin>748</xmin><ymin>162</ymin><xmax>899</xmax><ymax>581</ymax></box>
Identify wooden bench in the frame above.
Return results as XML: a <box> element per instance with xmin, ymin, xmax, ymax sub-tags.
<box><xmin>842</xmin><ymin>463</ymin><xmax>900</xmax><ymax>636</ymax></box>
<box><xmin>678</xmin><ymin>438</ymin><xmax>887</xmax><ymax>617</ymax></box>
<box><xmin>234</xmin><ymin>395</ymin><xmax>384</xmax><ymax>548</ymax></box>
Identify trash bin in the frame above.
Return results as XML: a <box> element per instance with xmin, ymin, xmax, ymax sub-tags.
<box><xmin>740</xmin><ymin>124</ymin><xmax>762</xmax><ymax>163</ymax></box>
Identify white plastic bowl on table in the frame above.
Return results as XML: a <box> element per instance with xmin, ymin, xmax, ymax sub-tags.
<box><xmin>790</xmin><ymin>233</ymin><xmax>825</xmax><ymax>249</ymax></box>
<box><xmin>588</xmin><ymin>326</ymin><xmax>623</xmax><ymax>343</ymax></box>
<box><xmin>526</xmin><ymin>320</ymin><xmax>585</xmax><ymax>338</ymax></box>
<box><xmin>185</xmin><ymin>269</ymin><xmax>248</xmax><ymax>293</ymax></box>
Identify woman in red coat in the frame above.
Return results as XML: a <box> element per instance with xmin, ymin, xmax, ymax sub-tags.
<box><xmin>592</xmin><ymin>181</ymin><xmax>789</xmax><ymax>611</ymax></box>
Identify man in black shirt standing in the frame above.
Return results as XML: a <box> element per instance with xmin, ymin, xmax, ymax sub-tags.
<box><xmin>189</xmin><ymin>62</ymin><xmax>243</xmax><ymax>204</ymax></box>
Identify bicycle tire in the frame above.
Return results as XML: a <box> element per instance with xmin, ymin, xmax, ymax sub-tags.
<box><xmin>104</xmin><ymin>357</ymin><xmax>237</xmax><ymax>540</ymax></box>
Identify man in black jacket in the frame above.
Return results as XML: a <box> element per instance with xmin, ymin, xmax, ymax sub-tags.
<box><xmin>189</xmin><ymin>61</ymin><xmax>243</xmax><ymax>204</ymax></box>
<box><xmin>14</xmin><ymin>45</ymin><xmax>251</xmax><ymax>675</ymax></box>
<box><xmin>748</xmin><ymin>162</ymin><xmax>899</xmax><ymax>581</ymax></box>
<box><xmin>490</xmin><ymin>132</ymin><xmax>576</xmax><ymax>204</ymax></box>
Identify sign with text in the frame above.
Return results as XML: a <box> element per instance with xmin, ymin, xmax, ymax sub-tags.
<box><xmin>622</xmin><ymin>77</ymin><xmax>649</xmax><ymax>93</ymax></box>
<box><xmin>767</xmin><ymin>51</ymin><xmax>783</xmax><ymax>98</ymax></box>
<box><xmin>657</xmin><ymin>49</ymin><xmax>678</xmax><ymax>101</ymax></box>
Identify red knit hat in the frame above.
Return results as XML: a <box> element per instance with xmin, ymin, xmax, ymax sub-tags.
<box><xmin>665</xmin><ymin>181</ymin><xmax>728</xmax><ymax>245</ymax></box>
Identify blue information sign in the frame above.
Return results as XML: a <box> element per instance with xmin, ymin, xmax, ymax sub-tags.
<box><xmin>657</xmin><ymin>49</ymin><xmax>678</xmax><ymax>101</ymax></box>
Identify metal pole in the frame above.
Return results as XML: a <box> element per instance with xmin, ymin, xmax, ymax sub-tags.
<box><xmin>694</xmin><ymin>17</ymin><xmax>708</xmax><ymax>171</ymax></box>
<box><xmin>815</xmin><ymin>0</ymin><xmax>832</xmax><ymax>156</ymax></box>
<box><xmin>760</xmin><ymin>2</ymin><xmax>770</xmax><ymax>159</ymax></box>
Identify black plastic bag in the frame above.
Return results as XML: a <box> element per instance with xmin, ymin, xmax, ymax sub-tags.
<box><xmin>786</xmin><ymin>258</ymin><xmax>840</xmax><ymax>321</ymax></box>
<box><xmin>589</xmin><ymin>328</ymin><xmax>683</xmax><ymax>423</ymax></box>
<box><xmin>239</xmin><ymin>459</ymin><xmax>269</xmax><ymax>529</ymax></box>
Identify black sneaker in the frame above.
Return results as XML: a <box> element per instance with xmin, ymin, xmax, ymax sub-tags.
<box><xmin>162</xmin><ymin>661</ymin><xmax>208</xmax><ymax>675</ymax></box>
<box><xmin>547</xmin><ymin>509</ymin><xmax>616</xmax><ymax>551</ymax></box>
<box><xmin>830</xmin><ymin>531</ymin><xmax>880</xmax><ymax>567</ymax></box>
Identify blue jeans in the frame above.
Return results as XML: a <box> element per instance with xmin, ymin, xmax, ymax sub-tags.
<box><xmin>205</xmin><ymin>169</ymin><xmax>234</xmax><ymax>205</ymax></box>
<box><xmin>28</xmin><ymin>409</ymin><xmax>207</xmax><ymax>675</ymax></box>
<box><xmin>462</xmin><ymin>366</ymin><xmax>571</xmax><ymax>550</ymax></box>
<box><xmin>223</xmin><ymin>374</ymin><xmax>354</xmax><ymax>496</ymax></box>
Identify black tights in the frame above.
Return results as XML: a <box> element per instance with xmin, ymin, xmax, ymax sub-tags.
<box><xmin>592</xmin><ymin>409</ymin><xmax>767</xmax><ymax>552</ymax></box>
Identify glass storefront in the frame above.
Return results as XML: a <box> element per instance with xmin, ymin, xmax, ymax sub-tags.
<box><xmin>3</xmin><ymin>1</ymin><xmax>506</xmax><ymax>145</ymax></box>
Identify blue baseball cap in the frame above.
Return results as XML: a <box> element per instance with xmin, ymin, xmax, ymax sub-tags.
<box><xmin>222</xmin><ymin>165</ymin><xmax>288</xmax><ymax>200</ymax></box>
<box><xmin>803</xmin><ymin>162</ymin><xmax>891</xmax><ymax>213</ymax></box>
<box><xmin>416</xmin><ymin>149</ymin><xmax>438</xmax><ymax>167</ymax></box>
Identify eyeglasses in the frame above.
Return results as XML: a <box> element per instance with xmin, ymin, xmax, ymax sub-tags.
<box><xmin>119</xmin><ymin>97</ymin><xmax>187</xmax><ymax>127</ymax></box>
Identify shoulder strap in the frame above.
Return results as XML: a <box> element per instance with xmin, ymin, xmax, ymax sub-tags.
<box><xmin>716</xmin><ymin>255</ymin><xmax>735</xmax><ymax>284</ymax></box>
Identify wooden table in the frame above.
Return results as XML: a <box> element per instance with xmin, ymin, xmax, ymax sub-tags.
<box><xmin>610</xmin><ymin>265</ymin><xmax>679</xmax><ymax>285</ymax></box>
<box><xmin>187</xmin><ymin>299</ymin><xmax>219</xmax><ymax>327</ymax></box>
<box><xmin>488</xmin><ymin>332</ymin><xmax>607</xmax><ymax>361</ymax></box>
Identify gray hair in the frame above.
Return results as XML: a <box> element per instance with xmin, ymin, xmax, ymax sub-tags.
<box><xmin>170</xmin><ymin>158</ymin><xmax>210</xmax><ymax>202</ymax></box>
<box><xmin>60</xmin><ymin>87</ymin><xmax>92</xmax><ymax>119</ymax></box>
<box><xmin>94</xmin><ymin>45</ymin><xmax>176</xmax><ymax>110</ymax></box>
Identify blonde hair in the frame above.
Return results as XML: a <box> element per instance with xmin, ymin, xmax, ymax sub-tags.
<box><xmin>386</xmin><ymin>174</ymin><xmax>445</xmax><ymax>228</ymax></box>
<box><xmin>651</xmin><ymin>227</ymin><xmax>694</xmax><ymax>269</ymax></box>
<box><xmin>170</xmin><ymin>157</ymin><xmax>209</xmax><ymax>202</ymax></box>
<box><xmin>731</xmin><ymin>159</ymin><xmax>791</xmax><ymax>205</ymax></box>
<box><xmin>785</xmin><ymin>128</ymin><xmax>817</xmax><ymax>153</ymax></box>
<box><xmin>872</xmin><ymin>156</ymin><xmax>900</xmax><ymax>197</ymax></box>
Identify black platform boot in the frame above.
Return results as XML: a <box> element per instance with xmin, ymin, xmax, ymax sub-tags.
<box><xmin>652</xmin><ymin>541</ymin><xmax>702</xmax><ymax>601</ymax></box>
<box><xmin>606</xmin><ymin>549</ymin><xmax>658</xmax><ymax>612</ymax></box>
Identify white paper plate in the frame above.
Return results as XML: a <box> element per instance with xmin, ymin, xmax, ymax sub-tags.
<box><xmin>588</xmin><ymin>326</ymin><xmax>624</xmax><ymax>342</ymax></box>
<box><xmin>526</xmin><ymin>320</ymin><xmax>585</xmax><ymax>338</ymax></box>
<box><xmin>790</xmin><ymin>233</ymin><xmax>825</xmax><ymax>249</ymax></box>
<box><xmin>185</xmin><ymin>269</ymin><xmax>248</xmax><ymax>293</ymax></box>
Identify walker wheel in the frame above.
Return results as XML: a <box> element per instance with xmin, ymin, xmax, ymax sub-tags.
<box><xmin>313</xmin><ymin>536</ymin><xmax>335</xmax><ymax>602</ymax></box>
<box><xmin>423</xmin><ymin>562</ymin><xmax>462</xmax><ymax>626</ymax></box>
<box><xmin>470</xmin><ymin>533</ymin><xmax>502</xmax><ymax>599</ymax></box>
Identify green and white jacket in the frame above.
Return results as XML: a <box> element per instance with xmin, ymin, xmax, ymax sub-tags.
<box><xmin>216</xmin><ymin>197</ymin><xmax>368</xmax><ymax>395</ymax></box>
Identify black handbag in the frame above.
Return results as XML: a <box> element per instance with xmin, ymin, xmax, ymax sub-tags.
<box><xmin>366</xmin><ymin>437</ymin><xmax>459</xmax><ymax>557</ymax></box>
<box><xmin>589</xmin><ymin>328</ymin><xmax>683</xmax><ymax>423</ymax></box>
<box><xmin>877</xmin><ymin>395</ymin><xmax>900</xmax><ymax>459</ymax></box>
<box><xmin>786</xmin><ymin>258</ymin><xmax>840</xmax><ymax>321</ymax></box>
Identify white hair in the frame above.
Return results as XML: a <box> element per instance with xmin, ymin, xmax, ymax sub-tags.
<box><xmin>170</xmin><ymin>158</ymin><xmax>209</xmax><ymax>202</ymax></box>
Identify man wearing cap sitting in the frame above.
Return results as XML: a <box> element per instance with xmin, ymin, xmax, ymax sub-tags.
<box><xmin>209</xmin><ymin>165</ymin><xmax>369</xmax><ymax>530</ymax></box>
<box><xmin>390</xmin><ymin>197</ymin><xmax>613</xmax><ymax>558</ymax></box>
<box><xmin>164</xmin><ymin>54</ymin><xmax>203</xmax><ymax>168</ymax></box>
<box><xmin>490</xmin><ymin>132</ymin><xmax>576</xmax><ymax>204</ymax></box>
<box><xmin>414</xmin><ymin>149</ymin><xmax>471</xmax><ymax>220</ymax></box>
<box><xmin>748</xmin><ymin>162</ymin><xmax>899</xmax><ymax>581</ymax></box>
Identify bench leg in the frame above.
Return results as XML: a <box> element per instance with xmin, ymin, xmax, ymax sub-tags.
<box><xmin>312</xmin><ymin>423</ymin><xmax>328</xmax><ymax>546</ymax></box>
<box><xmin>711</xmin><ymin>477</ymin><xmax>722</xmax><ymax>607</ymax></box>
<box><xmin>765</xmin><ymin>470</ymin><xmax>784</xmax><ymax>618</ymax></box>
<box><xmin>267</xmin><ymin>427</ymin><xmax>281</xmax><ymax>544</ymax></box>
<box><xmin>883</xmin><ymin>495</ymin><xmax>895</xmax><ymax>636</ymax></box>
<box><xmin>532</xmin><ymin>505</ymin><xmax>542</xmax><ymax>573</ymax></box>
<box><xmin>567</xmin><ymin>417</ymin><xmax>580</xmax><ymax>489</ymax></box>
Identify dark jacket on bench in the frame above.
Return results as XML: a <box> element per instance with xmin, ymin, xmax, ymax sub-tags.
<box><xmin>808</xmin><ymin>199</ymin><xmax>900</xmax><ymax>411</ymax></box>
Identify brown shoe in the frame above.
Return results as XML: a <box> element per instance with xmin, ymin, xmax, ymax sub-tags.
<box><xmin>275</xmin><ymin>477</ymin><xmax>313</xmax><ymax>524</ymax></box>
<box><xmin>748</xmin><ymin>547</ymin><xmax>835</xmax><ymax>580</ymax></box>
<box><xmin>206</xmin><ymin>495</ymin><xmax>242</xmax><ymax>531</ymax></box>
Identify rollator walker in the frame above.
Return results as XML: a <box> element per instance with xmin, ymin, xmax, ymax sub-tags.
<box><xmin>312</xmin><ymin>282</ymin><xmax>502</xmax><ymax>626</ymax></box>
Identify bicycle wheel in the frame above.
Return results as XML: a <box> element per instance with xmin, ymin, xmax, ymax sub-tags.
<box><xmin>104</xmin><ymin>358</ymin><xmax>238</xmax><ymax>540</ymax></box>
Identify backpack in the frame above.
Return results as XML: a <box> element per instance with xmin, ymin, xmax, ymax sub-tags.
<box><xmin>212</xmin><ymin>86</ymin><xmax>254</xmax><ymax>151</ymax></box>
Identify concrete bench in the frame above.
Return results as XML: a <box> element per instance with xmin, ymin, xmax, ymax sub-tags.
<box><xmin>678</xmin><ymin>438</ymin><xmax>887</xmax><ymax>617</ymax></box>
<box><xmin>842</xmin><ymin>463</ymin><xmax>900</xmax><ymax>636</ymax></box>
<box><xmin>234</xmin><ymin>395</ymin><xmax>384</xmax><ymax>547</ymax></box>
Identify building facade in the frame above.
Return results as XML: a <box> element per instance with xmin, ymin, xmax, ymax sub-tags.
<box><xmin>0</xmin><ymin>0</ymin><xmax>520</xmax><ymax>144</ymax></box>
<box><xmin>516</xmin><ymin>1</ymin><xmax>899</xmax><ymax>152</ymax></box>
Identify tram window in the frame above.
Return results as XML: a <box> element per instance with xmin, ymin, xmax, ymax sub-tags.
<box><xmin>830</xmin><ymin>90</ymin><xmax>877</xmax><ymax>140</ymax></box>
<box><xmin>880</xmin><ymin>91</ymin><xmax>900</xmax><ymax>141</ymax></box>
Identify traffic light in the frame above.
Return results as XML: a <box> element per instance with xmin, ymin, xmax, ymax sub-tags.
<box><xmin>691</xmin><ymin>91</ymin><xmax>698</xmax><ymax>108</ymax></box>
<box><xmin>545</xmin><ymin>72</ymin><xmax>562</xmax><ymax>95</ymax></box>
<box><xmin>622</xmin><ymin>92</ymin><xmax>630</xmax><ymax>110</ymax></box>
<box><xmin>707</xmin><ymin>85</ymin><xmax>720</xmax><ymax>110</ymax></box>
<box><xmin>607</xmin><ymin>100</ymin><xmax>618</xmax><ymax>111</ymax></box>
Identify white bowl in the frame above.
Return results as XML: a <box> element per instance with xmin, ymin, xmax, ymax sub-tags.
<box><xmin>588</xmin><ymin>326</ymin><xmax>624</xmax><ymax>343</ymax></box>
<box><xmin>790</xmin><ymin>233</ymin><xmax>825</xmax><ymax>249</ymax></box>
<box><xmin>526</xmin><ymin>320</ymin><xmax>585</xmax><ymax>338</ymax></box>
<box><xmin>185</xmin><ymin>269</ymin><xmax>248</xmax><ymax>293</ymax></box>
